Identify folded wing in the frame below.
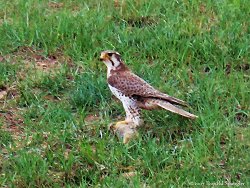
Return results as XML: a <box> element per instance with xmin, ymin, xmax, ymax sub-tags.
<box><xmin>108</xmin><ymin>71</ymin><xmax>187</xmax><ymax>106</ymax></box>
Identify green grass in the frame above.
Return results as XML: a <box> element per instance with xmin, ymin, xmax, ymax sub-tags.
<box><xmin>0</xmin><ymin>0</ymin><xmax>249</xmax><ymax>187</ymax></box>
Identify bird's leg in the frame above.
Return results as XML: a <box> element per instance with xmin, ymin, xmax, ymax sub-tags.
<box><xmin>116</xmin><ymin>120</ymin><xmax>139</xmax><ymax>128</ymax></box>
<box><xmin>109</xmin><ymin>120</ymin><xmax>138</xmax><ymax>144</ymax></box>
<box><xmin>109</xmin><ymin>103</ymin><xmax>142</xmax><ymax>144</ymax></box>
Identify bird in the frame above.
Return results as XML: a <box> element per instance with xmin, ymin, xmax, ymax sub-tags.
<box><xmin>99</xmin><ymin>50</ymin><xmax>197</xmax><ymax>139</ymax></box>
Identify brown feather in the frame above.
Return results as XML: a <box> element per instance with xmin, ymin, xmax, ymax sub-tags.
<box><xmin>137</xmin><ymin>98</ymin><xmax>197</xmax><ymax>119</ymax></box>
<box><xmin>108</xmin><ymin>70</ymin><xmax>187</xmax><ymax>106</ymax></box>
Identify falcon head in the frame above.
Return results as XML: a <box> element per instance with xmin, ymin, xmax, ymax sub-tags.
<box><xmin>99</xmin><ymin>50</ymin><xmax>123</xmax><ymax>69</ymax></box>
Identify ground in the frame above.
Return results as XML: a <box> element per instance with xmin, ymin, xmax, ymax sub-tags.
<box><xmin>0</xmin><ymin>0</ymin><xmax>249</xmax><ymax>187</ymax></box>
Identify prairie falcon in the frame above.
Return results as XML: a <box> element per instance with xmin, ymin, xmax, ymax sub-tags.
<box><xmin>100</xmin><ymin>50</ymin><xmax>197</xmax><ymax>142</ymax></box>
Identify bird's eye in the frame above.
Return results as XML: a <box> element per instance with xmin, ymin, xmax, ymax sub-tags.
<box><xmin>107</xmin><ymin>53</ymin><xmax>113</xmax><ymax>57</ymax></box>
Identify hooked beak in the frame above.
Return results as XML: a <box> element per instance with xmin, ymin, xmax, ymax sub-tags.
<box><xmin>99</xmin><ymin>53</ymin><xmax>109</xmax><ymax>61</ymax></box>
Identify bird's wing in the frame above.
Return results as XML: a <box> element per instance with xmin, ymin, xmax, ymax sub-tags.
<box><xmin>108</xmin><ymin>71</ymin><xmax>187</xmax><ymax>106</ymax></box>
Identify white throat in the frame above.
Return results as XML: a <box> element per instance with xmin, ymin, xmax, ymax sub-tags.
<box><xmin>111</xmin><ymin>56</ymin><xmax>120</xmax><ymax>67</ymax></box>
<box><xmin>107</xmin><ymin>66</ymin><xmax>112</xmax><ymax>77</ymax></box>
<box><xmin>104</xmin><ymin>57</ymin><xmax>121</xmax><ymax>77</ymax></box>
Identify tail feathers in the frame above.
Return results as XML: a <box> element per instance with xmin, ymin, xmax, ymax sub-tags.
<box><xmin>155</xmin><ymin>93</ymin><xmax>188</xmax><ymax>107</ymax></box>
<box><xmin>154</xmin><ymin>99</ymin><xmax>198</xmax><ymax>119</ymax></box>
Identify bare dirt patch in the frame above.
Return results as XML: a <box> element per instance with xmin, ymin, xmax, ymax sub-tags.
<box><xmin>0</xmin><ymin>85</ymin><xmax>20</xmax><ymax>102</ymax></box>
<box><xmin>0</xmin><ymin>86</ymin><xmax>8</xmax><ymax>100</ymax></box>
<box><xmin>48</xmin><ymin>2</ymin><xmax>64</xmax><ymax>9</ymax></box>
<box><xmin>0</xmin><ymin>108</ymin><xmax>24</xmax><ymax>132</ymax></box>
<box><xmin>1</xmin><ymin>46</ymin><xmax>74</xmax><ymax>87</ymax></box>
<box><xmin>112</xmin><ymin>14</ymin><xmax>158</xmax><ymax>28</ymax></box>
<box><xmin>0</xmin><ymin>107</ymin><xmax>25</xmax><ymax>148</ymax></box>
<box><xmin>126</xmin><ymin>16</ymin><xmax>158</xmax><ymax>28</ymax></box>
<box><xmin>84</xmin><ymin>114</ymin><xmax>100</xmax><ymax>123</ymax></box>
<box><xmin>10</xmin><ymin>46</ymin><xmax>73</xmax><ymax>72</ymax></box>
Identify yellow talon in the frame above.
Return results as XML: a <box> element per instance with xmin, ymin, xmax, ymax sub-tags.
<box><xmin>116</xmin><ymin>120</ymin><xmax>128</xmax><ymax>125</ymax></box>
